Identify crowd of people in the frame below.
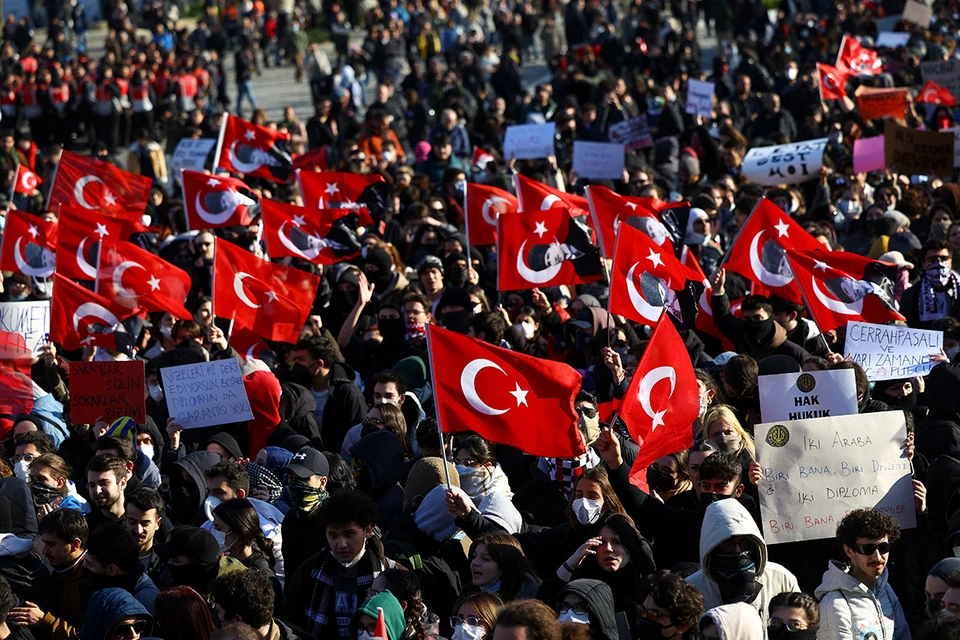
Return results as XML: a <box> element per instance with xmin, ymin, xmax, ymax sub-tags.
<box><xmin>7</xmin><ymin>0</ymin><xmax>960</xmax><ymax>639</ymax></box>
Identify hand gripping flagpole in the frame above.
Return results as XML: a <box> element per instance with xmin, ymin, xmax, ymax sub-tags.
<box><xmin>783</xmin><ymin>251</ymin><xmax>835</xmax><ymax>355</ymax></box>
<box><xmin>424</xmin><ymin>324</ymin><xmax>454</xmax><ymax>489</ymax></box>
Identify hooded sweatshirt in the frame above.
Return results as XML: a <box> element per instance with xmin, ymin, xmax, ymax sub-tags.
<box><xmin>170</xmin><ymin>451</ymin><xmax>221</xmax><ymax>525</ymax></box>
<box><xmin>814</xmin><ymin>560</ymin><xmax>910</xmax><ymax>640</ymax></box>
<box><xmin>350</xmin><ymin>431</ymin><xmax>405</xmax><ymax>528</ymax></box>
<box><xmin>686</xmin><ymin>500</ymin><xmax>799</xmax><ymax>627</ymax></box>
<box><xmin>80</xmin><ymin>588</ymin><xmax>152</xmax><ymax>640</ymax></box>
<box><xmin>353</xmin><ymin>592</ymin><xmax>406</xmax><ymax>640</ymax></box>
<box><xmin>699</xmin><ymin>602</ymin><xmax>764</xmax><ymax>640</ymax></box>
<box><xmin>244</xmin><ymin>370</ymin><xmax>283</xmax><ymax>458</ymax></box>
<box><xmin>558</xmin><ymin>579</ymin><xmax>618</xmax><ymax>640</ymax></box>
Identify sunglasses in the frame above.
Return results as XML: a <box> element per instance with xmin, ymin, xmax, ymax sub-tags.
<box><xmin>112</xmin><ymin>620</ymin><xmax>146</xmax><ymax>637</ymax></box>
<box><xmin>556</xmin><ymin>603</ymin><xmax>590</xmax><ymax>616</ymax></box>
<box><xmin>851</xmin><ymin>542</ymin><xmax>891</xmax><ymax>556</ymax></box>
<box><xmin>926</xmin><ymin>255</ymin><xmax>951</xmax><ymax>263</ymax></box>
<box><xmin>576</xmin><ymin>406</ymin><xmax>598</xmax><ymax>419</ymax></box>
<box><xmin>635</xmin><ymin>605</ymin><xmax>669</xmax><ymax>624</ymax></box>
<box><xmin>449</xmin><ymin>616</ymin><xmax>483</xmax><ymax>628</ymax></box>
<box><xmin>768</xmin><ymin>620</ymin><xmax>807</xmax><ymax>632</ymax></box>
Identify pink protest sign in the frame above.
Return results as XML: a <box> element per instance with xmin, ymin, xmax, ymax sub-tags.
<box><xmin>853</xmin><ymin>136</ymin><xmax>885</xmax><ymax>174</ymax></box>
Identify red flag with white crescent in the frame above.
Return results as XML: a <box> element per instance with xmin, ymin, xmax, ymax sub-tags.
<box><xmin>514</xmin><ymin>173</ymin><xmax>590</xmax><ymax>218</ymax></box>
<box><xmin>464</xmin><ymin>183</ymin><xmax>518</xmax><ymax>247</ymax></box>
<box><xmin>260</xmin><ymin>199</ymin><xmax>361</xmax><ymax>265</ymax></box>
<box><xmin>216</xmin><ymin>113</ymin><xmax>293</xmax><ymax>183</ymax></box>
<box><xmin>48</xmin><ymin>150</ymin><xmax>152</xmax><ymax>217</ymax></box>
<box><xmin>817</xmin><ymin>63</ymin><xmax>849</xmax><ymax>101</ymax></box>
<box><xmin>95</xmin><ymin>239</ymin><xmax>192</xmax><ymax>319</ymax></box>
<box><xmin>50</xmin><ymin>274</ymin><xmax>145</xmax><ymax>353</ymax></box>
<box><xmin>918</xmin><ymin>79</ymin><xmax>958</xmax><ymax>107</ymax></box>
<box><xmin>0</xmin><ymin>209</ymin><xmax>56</xmax><ymax>278</ymax></box>
<box><xmin>181</xmin><ymin>170</ymin><xmax>259</xmax><ymax>230</ymax></box>
<box><xmin>13</xmin><ymin>165</ymin><xmax>41</xmax><ymax>195</ymax></box>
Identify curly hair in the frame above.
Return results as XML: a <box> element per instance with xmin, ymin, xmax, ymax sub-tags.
<box><xmin>769</xmin><ymin>591</ymin><xmax>820</xmax><ymax>629</ymax></box>
<box><xmin>376</xmin><ymin>569</ymin><xmax>427</xmax><ymax>639</ymax></box>
<box><xmin>836</xmin><ymin>509</ymin><xmax>901</xmax><ymax>552</ymax></box>
<box><xmin>493</xmin><ymin>601</ymin><xmax>563</xmax><ymax>640</ymax></box>
<box><xmin>641</xmin><ymin>570</ymin><xmax>704</xmax><ymax>631</ymax></box>
<box><xmin>320</xmin><ymin>489</ymin><xmax>377</xmax><ymax>529</ymax></box>
<box><xmin>210</xmin><ymin>569</ymin><xmax>275</xmax><ymax>628</ymax></box>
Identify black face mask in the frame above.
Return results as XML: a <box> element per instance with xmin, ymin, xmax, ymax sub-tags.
<box><xmin>332</xmin><ymin>289</ymin><xmax>359</xmax><ymax>313</ymax></box>
<box><xmin>446</xmin><ymin>266</ymin><xmax>467</xmax><ymax>287</ymax></box>
<box><xmin>30</xmin><ymin>481</ymin><xmax>63</xmax><ymax>505</ymax></box>
<box><xmin>886</xmin><ymin>389</ymin><xmax>918</xmax><ymax>412</ymax></box>
<box><xmin>768</xmin><ymin>627</ymin><xmax>818</xmax><ymax>640</ymax></box>
<box><xmin>633</xmin><ymin>618</ymin><xmax>670</xmax><ymax>640</ymax></box>
<box><xmin>168</xmin><ymin>563</ymin><xmax>216</xmax><ymax>593</ymax></box>
<box><xmin>646</xmin><ymin>467</ymin><xmax>677</xmax><ymax>494</ymax></box>
<box><xmin>743</xmin><ymin>317</ymin><xmax>775</xmax><ymax>346</ymax></box>
<box><xmin>367</xmin><ymin>269</ymin><xmax>394</xmax><ymax>292</ymax></box>
<box><xmin>927</xmin><ymin>598</ymin><xmax>945</xmax><ymax>619</ymax></box>
<box><xmin>711</xmin><ymin>548</ymin><xmax>759</xmax><ymax>604</ymax></box>
<box><xmin>442</xmin><ymin>310</ymin><xmax>472</xmax><ymax>334</ymax></box>
<box><xmin>379</xmin><ymin>317</ymin><xmax>405</xmax><ymax>342</ymax></box>
<box><xmin>700</xmin><ymin>491</ymin><xmax>733</xmax><ymax>505</ymax></box>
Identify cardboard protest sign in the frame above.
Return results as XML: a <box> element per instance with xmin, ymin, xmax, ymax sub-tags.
<box><xmin>758</xmin><ymin>369</ymin><xmax>858</xmax><ymax>423</ymax></box>
<box><xmin>756</xmin><ymin>412</ymin><xmax>916</xmax><ymax>544</ymax></box>
<box><xmin>844</xmin><ymin>320</ymin><xmax>943</xmax><ymax>380</ymax></box>
<box><xmin>922</xmin><ymin>59</ymin><xmax>960</xmax><ymax>105</ymax></box>
<box><xmin>161</xmin><ymin>359</ymin><xmax>253</xmax><ymax>429</ymax></box>
<box><xmin>608</xmin><ymin>115</ymin><xmax>652</xmax><ymax>150</ymax></box>
<box><xmin>741</xmin><ymin>138</ymin><xmax>828</xmax><ymax>186</ymax></box>
<box><xmin>884</xmin><ymin>121</ymin><xmax>954</xmax><ymax>177</ymax></box>
<box><xmin>503</xmin><ymin>124</ymin><xmax>556</xmax><ymax>160</ymax></box>
<box><xmin>876</xmin><ymin>32</ymin><xmax>911</xmax><ymax>48</ymax></box>
<box><xmin>944</xmin><ymin>128</ymin><xmax>960</xmax><ymax>168</ymax></box>
<box><xmin>903</xmin><ymin>0</ymin><xmax>933</xmax><ymax>26</ymax></box>
<box><xmin>69</xmin><ymin>361</ymin><xmax>145</xmax><ymax>423</ymax></box>
<box><xmin>171</xmin><ymin>138</ymin><xmax>216</xmax><ymax>175</ymax></box>
<box><xmin>855</xmin><ymin>86</ymin><xmax>908</xmax><ymax>121</ymax></box>
<box><xmin>0</xmin><ymin>301</ymin><xmax>49</xmax><ymax>354</ymax></box>
<box><xmin>573</xmin><ymin>141</ymin><xmax>625</xmax><ymax>180</ymax></box>
<box><xmin>853</xmin><ymin>136</ymin><xmax>885</xmax><ymax>174</ymax></box>
<box><xmin>685</xmin><ymin>79</ymin><xmax>715</xmax><ymax>118</ymax></box>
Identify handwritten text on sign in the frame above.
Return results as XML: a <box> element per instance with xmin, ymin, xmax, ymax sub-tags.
<box><xmin>843</xmin><ymin>320</ymin><xmax>943</xmax><ymax>381</ymax></box>
<box><xmin>608</xmin><ymin>114</ymin><xmax>652</xmax><ymax>150</ymax></box>
<box><xmin>69</xmin><ymin>360</ymin><xmax>145</xmax><ymax>424</ymax></box>
<box><xmin>757</xmin><ymin>412</ymin><xmax>915</xmax><ymax>544</ymax></box>
<box><xmin>160</xmin><ymin>359</ymin><xmax>253</xmax><ymax>429</ymax></box>
<box><xmin>0</xmin><ymin>301</ymin><xmax>49</xmax><ymax>354</ymax></box>
<box><xmin>741</xmin><ymin>138</ymin><xmax>828</xmax><ymax>187</ymax></box>
<box><xmin>685</xmin><ymin>79</ymin><xmax>715</xmax><ymax>118</ymax></box>
<box><xmin>573</xmin><ymin>141</ymin><xmax>625</xmax><ymax>180</ymax></box>
<box><xmin>503</xmin><ymin>124</ymin><xmax>556</xmax><ymax>160</ymax></box>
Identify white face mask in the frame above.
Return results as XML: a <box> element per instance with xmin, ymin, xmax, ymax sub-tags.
<box><xmin>334</xmin><ymin>546</ymin><xmax>366</xmax><ymax>568</ymax></box>
<box><xmin>557</xmin><ymin>610</ymin><xmax>590</xmax><ymax>625</ymax></box>
<box><xmin>147</xmin><ymin>384</ymin><xmax>164</xmax><ymax>402</ymax></box>
<box><xmin>139</xmin><ymin>444</ymin><xmax>155</xmax><ymax>461</ymax></box>
<box><xmin>452</xmin><ymin>623</ymin><xmax>486</xmax><ymax>640</ymax></box>
<box><xmin>211</xmin><ymin>527</ymin><xmax>232</xmax><ymax>553</ymax></box>
<box><xmin>358</xmin><ymin>631</ymin><xmax>374</xmax><ymax>640</ymax></box>
<box><xmin>473</xmin><ymin>303</ymin><xmax>483</xmax><ymax>315</ymax></box>
<box><xmin>953</xmin><ymin>546</ymin><xmax>960</xmax><ymax>558</ymax></box>
<box><xmin>786</xmin><ymin>66</ymin><xmax>799</xmax><ymax>80</ymax></box>
<box><xmin>159</xmin><ymin>325</ymin><xmax>172</xmax><ymax>338</ymax></box>
<box><xmin>13</xmin><ymin>460</ymin><xmax>29</xmax><ymax>481</ymax></box>
<box><xmin>572</xmin><ymin>497</ymin><xmax>602</xmax><ymax>525</ymax></box>
<box><xmin>521</xmin><ymin>321</ymin><xmax>536</xmax><ymax>340</ymax></box>
<box><xmin>204</xmin><ymin>496</ymin><xmax>221</xmax><ymax>522</ymax></box>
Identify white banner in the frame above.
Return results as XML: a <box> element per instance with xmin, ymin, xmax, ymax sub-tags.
<box><xmin>843</xmin><ymin>320</ymin><xmax>943</xmax><ymax>380</ymax></box>
<box><xmin>171</xmin><ymin>138</ymin><xmax>217</xmax><ymax>175</ymax></box>
<box><xmin>903</xmin><ymin>0</ymin><xmax>933</xmax><ymax>26</ymax></box>
<box><xmin>608</xmin><ymin>114</ymin><xmax>652</xmax><ymax>150</ymax></box>
<box><xmin>685</xmin><ymin>80</ymin><xmax>715</xmax><ymax>118</ymax></box>
<box><xmin>758</xmin><ymin>369</ymin><xmax>858</xmax><ymax>423</ymax></box>
<box><xmin>876</xmin><ymin>32</ymin><xmax>911</xmax><ymax>48</ymax></box>
<box><xmin>0</xmin><ymin>301</ymin><xmax>50</xmax><ymax>354</ymax></box>
<box><xmin>756</xmin><ymin>412</ymin><xmax>916</xmax><ymax>544</ymax></box>
<box><xmin>503</xmin><ymin>124</ymin><xmax>556</xmax><ymax>160</ymax></box>
<box><xmin>161</xmin><ymin>359</ymin><xmax>254</xmax><ymax>429</ymax></box>
<box><xmin>573</xmin><ymin>141</ymin><xmax>625</xmax><ymax>180</ymax></box>
<box><xmin>742</xmin><ymin>138</ymin><xmax>829</xmax><ymax>186</ymax></box>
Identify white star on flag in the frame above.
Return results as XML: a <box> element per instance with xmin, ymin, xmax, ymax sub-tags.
<box><xmin>95</xmin><ymin>223</ymin><xmax>109</xmax><ymax>238</ymax></box>
<box><xmin>147</xmin><ymin>275</ymin><xmax>161</xmax><ymax>291</ymax></box>
<box><xmin>206</xmin><ymin>178</ymin><xmax>221</xmax><ymax>187</ymax></box>
<box><xmin>651</xmin><ymin>409</ymin><xmax>666</xmax><ymax>431</ymax></box>
<box><xmin>324</xmin><ymin>182</ymin><xmax>340</xmax><ymax>196</ymax></box>
<box><xmin>814</xmin><ymin>260</ymin><xmax>829</xmax><ymax>271</ymax></box>
<box><xmin>625</xmin><ymin>202</ymin><xmax>637</xmax><ymax>210</ymax></box>
<box><xmin>774</xmin><ymin>219</ymin><xmax>790</xmax><ymax>238</ymax></box>
<box><xmin>509</xmin><ymin>383</ymin><xmax>529</xmax><ymax>407</ymax></box>
<box><xmin>28</xmin><ymin>225</ymin><xmax>38</xmax><ymax>238</ymax></box>
<box><xmin>265</xmin><ymin>290</ymin><xmax>278</xmax><ymax>303</ymax></box>
<box><xmin>293</xmin><ymin>215</ymin><xmax>305</xmax><ymax>227</ymax></box>
<box><xmin>104</xmin><ymin>191</ymin><xmax>117</xmax><ymax>207</ymax></box>
<box><xmin>533</xmin><ymin>221</ymin><xmax>548</xmax><ymax>238</ymax></box>
<box><xmin>244</xmin><ymin>130</ymin><xmax>256</xmax><ymax>141</ymax></box>
<box><xmin>646</xmin><ymin>248</ymin><xmax>664</xmax><ymax>268</ymax></box>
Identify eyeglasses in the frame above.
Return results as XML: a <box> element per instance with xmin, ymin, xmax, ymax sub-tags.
<box><xmin>635</xmin><ymin>605</ymin><xmax>669</xmax><ymax>624</ymax></box>
<box><xmin>112</xmin><ymin>620</ymin><xmax>146</xmax><ymax>637</ymax></box>
<box><xmin>364</xmin><ymin>418</ymin><xmax>384</xmax><ymax>426</ymax></box>
<box><xmin>576</xmin><ymin>406</ymin><xmax>598</xmax><ymax>419</ymax></box>
<box><xmin>768</xmin><ymin>620</ymin><xmax>807</xmax><ymax>632</ymax></box>
<box><xmin>851</xmin><ymin>542</ymin><xmax>891</xmax><ymax>556</ymax></box>
<box><xmin>358</xmin><ymin>623</ymin><xmax>379</xmax><ymax>635</ymax></box>
<box><xmin>10</xmin><ymin>453</ymin><xmax>36</xmax><ymax>464</ymax></box>
<box><xmin>449</xmin><ymin>616</ymin><xmax>483</xmax><ymax>628</ymax></box>
<box><xmin>926</xmin><ymin>255</ymin><xmax>951</xmax><ymax>263</ymax></box>
<box><xmin>556</xmin><ymin>603</ymin><xmax>590</xmax><ymax>616</ymax></box>
<box><xmin>456</xmin><ymin>458</ymin><xmax>478</xmax><ymax>467</ymax></box>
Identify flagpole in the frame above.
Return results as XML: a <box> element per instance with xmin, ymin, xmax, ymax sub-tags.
<box><xmin>716</xmin><ymin>197</ymin><xmax>763</xmax><ymax>273</ymax></box>
<box><xmin>604</xmin><ymin>231</ymin><xmax>617</xmax><ymax>348</ymax></box>
<box><xmin>10</xmin><ymin>164</ymin><xmax>19</xmax><ymax>203</ymax></box>
<box><xmin>463</xmin><ymin>184</ymin><xmax>472</xmax><ymax>272</ymax></box>
<box><xmin>424</xmin><ymin>324</ymin><xmax>454</xmax><ymax>489</ymax></box>
<box><xmin>213</xmin><ymin>113</ymin><xmax>228</xmax><ymax>172</ymax></box>
<box><xmin>783</xmin><ymin>251</ymin><xmax>834</xmax><ymax>355</ymax></box>
<box><xmin>44</xmin><ymin>156</ymin><xmax>60</xmax><ymax>211</ymax></box>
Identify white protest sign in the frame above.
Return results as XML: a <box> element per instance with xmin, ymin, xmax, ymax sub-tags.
<box><xmin>609</xmin><ymin>114</ymin><xmax>652</xmax><ymax>150</ymax></box>
<box><xmin>759</xmin><ymin>369</ymin><xmax>858</xmax><ymax>423</ymax></box>
<box><xmin>903</xmin><ymin>0</ymin><xmax>933</xmax><ymax>25</ymax></box>
<box><xmin>876</xmin><ymin>32</ymin><xmax>911</xmax><ymax>48</ymax></box>
<box><xmin>161</xmin><ymin>359</ymin><xmax>254</xmax><ymax>429</ymax></box>
<box><xmin>503</xmin><ymin>123</ymin><xmax>556</xmax><ymax>160</ymax></box>
<box><xmin>171</xmin><ymin>138</ymin><xmax>216</xmax><ymax>175</ymax></box>
<box><xmin>742</xmin><ymin>138</ymin><xmax>828</xmax><ymax>186</ymax></box>
<box><xmin>922</xmin><ymin>59</ymin><xmax>960</xmax><ymax>104</ymax></box>
<box><xmin>685</xmin><ymin>79</ymin><xmax>715</xmax><ymax>118</ymax></box>
<box><xmin>756</xmin><ymin>412</ymin><xmax>916</xmax><ymax>544</ymax></box>
<box><xmin>0</xmin><ymin>301</ymin><xmax>49</xmax><ymax>354</ymax></box>
<box><xmin>573</xmin><ymin>141</ymin><xmax>625</xmax><ymax>180</ymax></box>
<box><xmin>844</xmin><ymin>320</ymin><xmax>943</xmax><ymax>381</ymax></box>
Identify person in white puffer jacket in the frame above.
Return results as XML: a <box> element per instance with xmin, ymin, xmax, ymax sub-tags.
<box><xmin>814</xmin><ymin>509</ymin><xmax>911</xmax><ymax>640</ymax></box>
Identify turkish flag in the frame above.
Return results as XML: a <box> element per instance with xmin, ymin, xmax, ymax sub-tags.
<box><xmin>216</xmin><ymin>113</ymin><xmax>293</xmax><ymax>183</ymax></box>
<box><xmin>836</xmin><ymin>35</ymin><xmax>883</xmax><ymax>76</ymax></box>
<box><xmin>50</xmin><ymin>274</ymin><xmax>145</xmax><ymax>354</ymax></box>
<box><xmin>609</xmin><ymin>224</ymin><xmax>701</xmax><ymax>329</ymax></box>
<box><xmin>229</xmin><ymin>326</ymin><xmax>276</xmax><ymax>362</ymax></box>
<box><xmin>918</xmin><ymin>80</ymin><xmax>958</xmax><ymax>107</ymax></box>
<box><xmin>619</xmin><ymin>315</ymin><xmax>699</xmax><ymax>488</ymax></box>
<box><xmin>13</xmin><ymin>164</ymin><xmax>41</xmax><ymax>195</ymax></box>
<box><xmin>56</xmin><ymin>205</ymin><xmax>135</xmax><ymax>281</ymax></box>
<box><xmin>260</xmin><ymin>199</ymin><xmax>361</xmax><ymax>265</ymax></box>
<box><xmin>427</xmin><ymin>324</ymin><xmax>586</xmax><ymax>458</ymax></box>
<box><xmin>0</xmin><ymin>209</ymin><xmax>56</xmax><ymax>278</ymax></box>
<box><xmin>297</xmin><ymin>170</ymin><xmax>385</xmax><ymax>210</ymax></box>
<box><xmin>515</xmin><ymin>173</ymin><xmax>590</xmax><ymax>218</ymax></box>
<box><xmin>785</xmin><ymin>250</ymin><xmax>905</xmax><ymax>331</ymax></box>
<box><xmin>497</xmin><ymin>207</ymin><xmax>603</xmax><ymax>291</ymax></box>
<box><xmin>464</xmin><ymin>183</ymin><xmax>518</xmax><ymax>247</ymax></box>
<box><xmin>292</xmin><ymin>146</ymin><xmax>329</xmax><ymax>172</ymax></box>
<box><xmin>724</xmin><ymin>198</ymin><xmax>822</xmax><ymax>304</ymax></box>
<box><xmin>0</xmin><ymin>331</ymin><xmax>34</xmax><ymax>420</ymax></box>
<box><xmin>95</xmin><ymin>240</ymin><xmax>192</xmax><ymax>319</ymax></box>
<box><xmin>213</xmin><ymin>239</ymin><xmax>320</xmax><ymax>343</ymax></box>
<box><xmin>683</xmin><ymin>248</ymin><xmax>739</xmax><ymax>350</ymax></box>
<box><xmin>586</xmin><ymin>185</ymin><xmax>689</xmax><ymax>258</ymax></box>
<box><xmin>48</xmin><ymin>150</ymin><xmax>152</xmax><ymax>217</ymax></box>
<box><xmin>817</xmin><ymin>63</ymin><xmax>849</xmax><ymax>101</ymax></box>
<box><xmin>471</xmin><ymin>146</ymin><xmax>496</xmax><ymax>170</ymax></box>
<box><xmin>181</xmin><ymin>169</ymin><xmax>259</xmax><ymax>230</ymax></box>
<box><xmin>855</xmin><ymin>86</ymin><xmax>908</xmax><ymax>121</ymax></box>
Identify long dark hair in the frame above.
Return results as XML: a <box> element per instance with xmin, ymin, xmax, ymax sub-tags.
<box><xmin>155</xmin><ymin>586</ymin><xmax>216</xmax><ymax>640</ymax></box>
<box><xmin>212</xmin><ymin>499</ymin><xmax>274</xmax><ymax>561</ymax></box>
<box><xmin>377</xmin><ymin>568</ymin><xmax>427</xmax><ymax>640</ymax></box>
<box><xmin>467</xmin><ymin>532</ymin><xmax>535</xmax><ymax>600</ymax></box>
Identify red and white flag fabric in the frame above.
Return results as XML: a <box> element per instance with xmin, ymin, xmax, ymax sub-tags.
<box><xmin>918</xmin><ymin>79</ymin><xmax>958</xmax><ymax>106</ymax></box>
<box><xmin>95</xmin><ymin>239</ymin><xmax>192</xmax><ymax>319</ymax></box>
<box><xmin>618</xmin><ymin>315</ymin><xmax>699</xmax><ymax>489</ymax></box>
<box><xmin>609</xmin><ymin>223</ymin><xmax>701</xmax><ymax>329</ymax></box>
<box><xmin>229</xmin><ymin>326</ymin><xmax>276</xmax><ymax>363</ymax></box>
<box><xmin>471</xmin><ymin>146</ymin><xmax>496</xmax><ymax>170</ymax></box>
<box><xmin>260</xmin><ymin>199</ymin><xmax>361</xmax><ymax>265</ymax></box>
<box><xmin>836</xmin><ymin>35</ymin><xmax>883</xmax><ymax>76</ymax></box>
<box><xmin>50</xmin><ymin>274</ymin><xmax>145</xmax><ymax>354</ymax></box>
<box><xmin>213</xmin><ymin>239</ymin><xmax>320</xmax><ymax>343</ymax></box>
<box><xmin>0</xmin><ymin>209</ymin><xmax>56</xmax><ymax>278</ymax></box>
<box><xmin>785</xmin><ymin>250</ymin><xmax>905</xmax><ymax>331</ymax></box>
<box><xmin>684</xmin><ymin>247</ymin><xmax>740</xmax><ymax>351</ymax></box>
<box><xmin>13</xmin><ymin>164</ymin><xmax>41</xmax><ymax>195</ymax></box>
<box><xmin>55</xmin><ymin>205</ymin><xmax>132</xmax><ymax>281</ymax></box>
<box><xmin>586</xmin><ymin>185</ymin><xmax>689</xmax><ymax>258</ymax></box>
<box><xmin>497</xmin><ymin>208</ymin><xmax>603</xmax><ymax>291</ymax></box>
<box><xmin>427</xmin><ymin>324</ymin><xmax>585</xmax><ymax>458</ymax></box>
<box><xmin>817</xmin><ymin>63</ymin><xmax>849</xmax><ymax>101</ymax></box>
<box><xmin>297</xmin><ymin>170</ymin><xmax>385</xmax><ymax>210</ymax></box>
<box><xmin>48</xmin><ymin>150</ymin><xmax>152</xmax><ymax>216</ymax></box>
<box><xmin>216</xmin><ymin>113</ymin><xmax>293</xmax><ymax>183</ymax></box>
<box><xmin>464</xmin><ymin>183</ymin><xmax>518</xmax><ymax>247</ymax></box>
<box><xmin>515</xmin><ymin>173</ymin><xmax>590</xmax><ymax>218</ymax></box>
<box><xmin>723</xmin><ymin>198</ymin><xmax>822</xmax><ymax>304</ymax></box>
<box><xmin>292</xmin><ymin>146</ymin><xmax>329</xmax><ymax>172</ymax></box>
<box><xmin>181</xmin><ymin>170</ymin><xmax>259</xmax><ymax>230</ymax></box>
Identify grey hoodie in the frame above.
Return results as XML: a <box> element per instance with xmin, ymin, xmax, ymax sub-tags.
<box><xmin>699</xmin><ymin>603</ymin><xmax>764</xmax><ymax>640</ymax></box>
<box><xmin>558</xmin><ymin>579</ymin><xmax>618</xmax><ymax>640</ymax></box>
<box><xmin>814</xmin><ymin>560</ymin><xmax>911</xmax><ymax>640</ymax></box>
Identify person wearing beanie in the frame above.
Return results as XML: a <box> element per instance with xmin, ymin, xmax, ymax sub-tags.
<box><xmin>677</xmin><ymin>150</ymin><xmax>702</xmax><ymax>195</ymax></box>
<box><xmin>204</xmin><ymin>433</ymin><xmax>243</xmax><ymax>462</ymax></box>
<box><xmin>417</xmin><ymin>255</ymin><xmax>446</xmax><ymax>309</ymax></box>
<box><xmin>155</xmin><ymin>526</ymin><xmax>244</xmax><ymax>603</ymax></box>
<box><xmin>363</xmin><ymin>248</ymin><xmax>409</xmax><ymax>307</ymax></box>
<box><xmin>353</xmin><ymin>592</ymin><xmax>406</xmax><ymax>640</ymax></box>
<box><xmin>437</xmin><ymin>287</ymin><xmax>475</xmax><ymax>334</ymax></box>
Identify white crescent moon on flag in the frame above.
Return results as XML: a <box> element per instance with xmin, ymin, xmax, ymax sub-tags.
<box><xmin>749</xmin><ymin>231</ymin><xmax>792</xmax><ymax>287</ymax></box>
<box><xmin>460</xmin><ymin>358</ymin><xmax>509</xmax><ymax>416</ymax></box>
<box><xmin>811</xmin><ymin>276</ymin><xmax>863</xmax><ymax>315</ymax></box>
<box><xmin>638</xmin><ymin>365</ymin><xmax>676</xmax><ymax>430</ymax></box>
<box><xmin>540</xmin><ymin>195</ymin><xmax>562</xmax><ymax>210</ymax></box>
<box><xmin>13</xmin><ymin>238</ymin><xmax>54</xmax><ymax>278</ymax></box>
<box><xmin>233</xmin><ymin>272</ymin><xmax>261</xmax><ymax>308</ymax></box>
<box><xmin>481</xmin><ymin>196</ymin><xmax>510</xmax><ymax>226</ymax></box>
<box><xmin>515</xmin><ymin>239</ymin><xmax>563</xmax><ymax>284</ymax></box>
<box><xmin>76</xmin><ymin>236</ymin><xmax>98</xmax><ymax>279</ymax></box>
<box><xmin>72</xmin><ymin>302</ymin><xmax>122</xmax><ymax>333</ymax></box>
<box><xmin>278</xmin><ymin>220</ymin><xmax>322</xmax><ymax>260</ymax></box>
<box><xmin>74</xmin><ymin>175</ymin><xmax>105</xmax><ymax>209</ymax></box>
<box><xmin>626</xmin><ymin>262</ymin><xmax>664</xmax><ymax>322</ymax></box>
<box><xmin>112</xmin><ymin>261</ymin><xmax>146</xmax><ymax>298</ymax></box>
<box><xmin>228</xmin><ymin>141</ymin><xmax>265</xmax><ymax>174</ymax></box>
<box><xmin>196</xmin><ymin>193</ymin><xmax>239</xmax><ymax>226</ymax></box>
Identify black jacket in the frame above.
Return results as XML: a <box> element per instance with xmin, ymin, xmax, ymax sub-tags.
<box><xmin>916</xmin><ymin>364</ymin><xmax>960</xmax><ymax>463</ymax></box>
<box><xmin>320</xmin><ymin>362</ymin><xmax>368</xmax><ymax>453</ymax></box>
<box><xmin>350</xmin><ymin>431</ymin><xmax>405</xmax><ymax>531</ymax></box>
<box><xmin>280</xmin><ymin>507</ymin><xmax>325</xmax><ymax>581</ymax></box>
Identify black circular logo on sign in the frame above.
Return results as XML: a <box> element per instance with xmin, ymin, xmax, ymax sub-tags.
<box><xmin>766</xmin><ymin>424</ymin><xmax>790</xmax><ymax>447</ymax></box>
<box><xmin>796</xmin><ymin>373</ymin><xmax>817</xmax><ymax>393</ymax></box>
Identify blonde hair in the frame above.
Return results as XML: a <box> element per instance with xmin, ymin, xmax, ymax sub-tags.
<box><xmin>702</xmin><ymin>405</ymin><xmax>756</xmax><ymax>459</ymax></box>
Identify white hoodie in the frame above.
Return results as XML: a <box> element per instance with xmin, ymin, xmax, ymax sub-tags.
<box><xmin>814</xmin><ymin>560</ymin><xmax>911</xmax><ymax>640</ymax></box>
